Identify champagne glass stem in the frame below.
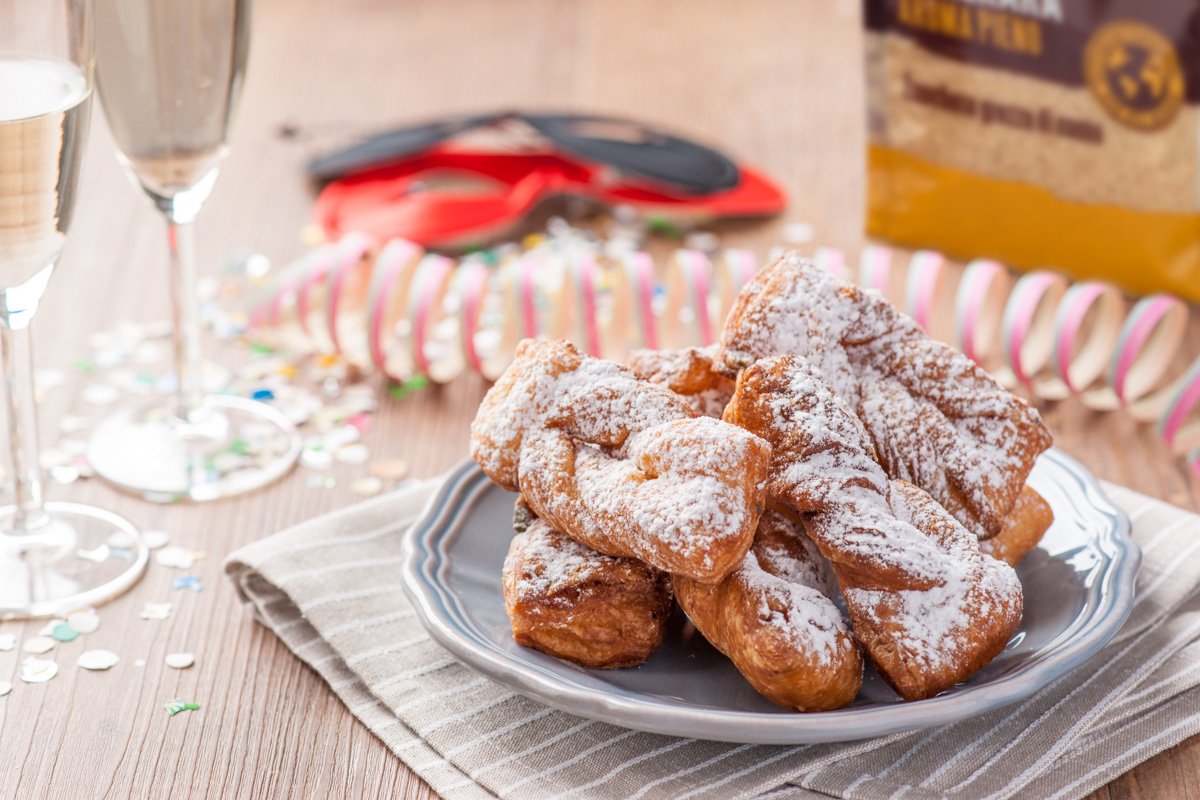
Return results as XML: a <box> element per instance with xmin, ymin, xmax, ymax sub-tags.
<box><xmin>167</xmin><ymin>218</ymin><xmax>205</xmax><ymax>420</ymax></box>
<box><xmin>1</xmin><ymin>318</ymin><xmax>48</xmax><ymax>533</ymax></box>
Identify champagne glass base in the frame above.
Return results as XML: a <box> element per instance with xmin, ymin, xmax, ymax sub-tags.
<box><xmin>87</xmin><ymin>395</ymin><xmax>302</xmax><ymax>503</ymax></box>
<box><xmin>0</xmin><ymin>502</ymin><xmax>147</xmax><ymax>619</ymax></box>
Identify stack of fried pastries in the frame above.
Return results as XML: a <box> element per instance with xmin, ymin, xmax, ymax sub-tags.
<box><xmin>471</xmin><ymin>253</ymin><xmax>1056</xmax><ymax>711</ymax></box>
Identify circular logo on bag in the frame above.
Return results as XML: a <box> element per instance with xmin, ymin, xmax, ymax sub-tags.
<box><xmin>1084</xmin><ymin>21</ymin><xmax>1185</xmax><ymax>130</ymax></box>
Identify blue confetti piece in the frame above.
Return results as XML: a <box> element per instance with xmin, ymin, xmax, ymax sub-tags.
<box><xmin>251</xmin><ymin>388</ymin><xmax>275</xmax><ymax>400</ymax></box>
<box><xmin>172</xmin><ymin>575</ymin><xmax>204</xmax><ymax>592</ymax></box>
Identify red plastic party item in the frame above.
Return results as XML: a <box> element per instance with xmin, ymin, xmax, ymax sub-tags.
<box><xmin>312</xmin><ymin>145</ymin><xmax>786</xmax><ymax>249</ymax></box>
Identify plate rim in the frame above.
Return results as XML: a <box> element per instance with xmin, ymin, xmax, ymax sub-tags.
<box><xmin>400</xmin><ymin>449</ymin><xmax>1141</xmax><ymax>744</ymax></box>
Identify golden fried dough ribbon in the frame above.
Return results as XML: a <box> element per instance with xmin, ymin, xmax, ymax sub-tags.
<box><xmin>723</xmin><ymin>355</ymin><xmax>1023</xmax><ymax>701</ymax></box>
<box><xmin>673</xmin><ymin>510</ymin><xmax>863</xmax><ymax>711</ymax></box>
<box><xmin>472</xmin><ymin>339</ymin><xmax>772</xmax><ymax>584</ymax></box>
<box><xmin>716</xmin><ymin>253</ymin><xmax>1052</xmax><ymax>538</ymax></box>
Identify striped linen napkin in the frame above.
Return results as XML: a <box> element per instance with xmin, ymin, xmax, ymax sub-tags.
<box><xmin>225</xmin><ymin>478</ymin><xmax>1200</xmax><ymax>800</ymax></box>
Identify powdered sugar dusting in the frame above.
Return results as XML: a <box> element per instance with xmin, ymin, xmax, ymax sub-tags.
<box><xmin>716</xmin><ymin>253</ymin><xmax>1051</xmax><ymax>536</ymax></box>
<box><xmin>506</xmin><ymin>518</ymin><xmax>629</xmax><ymax>598</ymax></box>
<box><xmin>518</xmin><ymin>416</ymin><xmax>770</xmax><ymax>581</ymax></box>
<box><xmin>736</xmin><ymin>549</ymin><xmax>850</xmax><ymax>668</ymax></box>
<box><xmin>472</xmin><ymin>339</ymin><xmax>698</xmax><ymax>490</ymax></box>
<box><xmin>628</xmin><ymin>345</ymin><xmax>735</xmax><ymax>419</ymax></box>
<box><xmin>724</xmin><ymin>355</ymin><xmax>1022</xmax><ymax>683</ymax></box>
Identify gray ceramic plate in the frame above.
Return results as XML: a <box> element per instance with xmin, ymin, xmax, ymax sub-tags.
<box><xmin>401</xmin><ymin>449</ymin><xmax>1140</xmax><ymax>744</ymax></box>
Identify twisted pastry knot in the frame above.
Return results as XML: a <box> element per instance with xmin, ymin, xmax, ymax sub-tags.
<box><xmin>716</xmin><ymin>253</ymin><xmax>1052</xmax><ymax>539</ymax></box>
<box><xmin>673</xmin><ymin>510</ymin><xmax>864</xmax><ymax>711</ymax></box>
<box><xmin>723</xmin><ymin>355</ymin><xmax>1023</xmax><ymax>700</ymax></box>
<box><xmin>471</xmin><ymin>339</ymin><xmax>772</xmax><ymax>584</ymax></box>
<box><xmin>627</xmin><ymin>345</ymin><xmax>735</xmax><ymax>419</ymax></box>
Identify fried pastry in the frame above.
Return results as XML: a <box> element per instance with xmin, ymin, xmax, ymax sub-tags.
<box><xmin>472</xmin><ymin>338</ymin><xmax>772</xmax><ymax>584</ymax></box>
<box><xmin>628</xmin><ymin>345</ymin><xmax>735</xmax><ymax>418</ymax></box>
<box><xmin>673</xmin><ymin>510</ymin><xmax>863</xmax><ymax>711</ymax></box>
<box><xmin>980</xmin><ymin>486</ymin><xmax>1054</xmax><ymax>567</ymax></box>
<box><xmin>715</xmin><ymin>252</ymin><xmax>1052</xmax><ymax>539</ymax></box>
<box><xmin>503</xmin><ymin>516</ymin><xmax>673</xmax><ymax>669</ymax></box>
<box><xmin>723</xmin><ymin>355</ymin><xmax>1023</xmax><ymax>701</ymax></box>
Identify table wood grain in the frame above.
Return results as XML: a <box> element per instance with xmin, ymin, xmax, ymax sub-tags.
<box><xmin>2</xmin><ymin>0</ymin><xmax>1199</xmax><ymax>798</ymax></box>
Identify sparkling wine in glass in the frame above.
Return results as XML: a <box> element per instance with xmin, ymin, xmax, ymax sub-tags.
<box><xmin>0</xmin><ymin>0</ymin><xmax>148</xmax><ymax>618</ymax></box>
<box><xmin>88</xmin><ymin>0</ymin><xmax>301</xmax><ymax>501</ymax></box>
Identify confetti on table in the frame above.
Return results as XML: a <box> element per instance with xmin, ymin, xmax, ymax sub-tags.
<box><xmin>335</xmin><ymin>443</ymin><xmax>369</xmax><ymax>465</ymax></box>
<box><xmin>782</xmin><ymin>221</ymin><xmax>816</xmax><ymax>244</ymax></box>
<box><xmin>77</xmin><ymin>650</ymin><xmax>119</xmax><ymax>671</ymax></box>
<box><xmin>82</xmin><ymin>384</ymin><xmax>120</xmax><ymax>406</ymax></box>
<box><xmin>106</xmin><ymin>531</ymin><xmax>136</xmax><ymax>550</ymax></box>
<box><xmin>50</xmin><ymin>623</ymin><xmax>80</xmax><ymax>642</ymax></box>
<box><xmin>19</xmin><ymin>658</ymin><xmax>58</xmax><ymax>683</ymax></box>
<box><xmin>22</xmin><ymin>637</ymin><xmax>55</xmax><ymax>654</ymax></box>
<box><xmin>142</xmin><ymin>530</ymin><xmax>170</xmax><ymax>550</ymax></box>
<box><xmin>51</xmin><ymin>465</ymin><xmax>82</xmax><ymax>484</ymax></box>
<box><xmin>165</xmin><ymin>699</ymin><xmax>200</xmax><ymax>716</ymax></box>
<box><xmin>300</xmin><ymin>447</ymin><xmax>333</xmax><ymax>470</ymax></box>
<box><xmin>165</xmin><ymin>652</ymin><xmax>195</xmax><ymax>669</ymax></box>
<box><xmin>75</xmin><ymin>544</ymin><xmax>110</xmax><ymax>563</ymax></box>
<box><xmin>134</xmin><ymin>660</ymin><xmax>146</xmax><ymax>667</ymax></box>
<box><xmin>370</xmin><ymin>459</ymin><xmax>409</xmax><ymax>482</ymax></box>
<box><xmin>58</xmin><ymin>415</ymin><xmax>88</xmax><ymax>435</ymax></box>
<box><xmin>156</xmin><ymin>546</ymin><xmax>197</xmax><ymax>569</ymax></box>
<box><xmin>350</xmin><ymin>476</ymin><xmax>383</xmax><ymax>497</ymax></box>
<box><xmin>0</xmin><ymin>681</ymin><xmax>11</xmax><ymax>697</ymax></box>
<box><xmin>140</xmin><ymin>602</ymin><xmax>173</xmax><ymax>620</ymax></box>
<box><xmin>67</xmin><ymin>609</ymin><xmax>100</xmax><ymax>635</ymax></box>
<box><xmin>172</xmin><ymin>576</ymin><xmax>204</xmax><ymax>592</ymax></box>
<box><xmin>39</xmin><ymin>448</ymin><xmax>70</xmax><ymax>469</ymax></box>
<box><xmin>37</xmin><ymin>620</ymin><xmax>60</xmax><ymax>637</ymax></box>
<box><xmin>0</xmin><ymin>634</ymin><xmax>15</xmax><ymax>651</ymax></box>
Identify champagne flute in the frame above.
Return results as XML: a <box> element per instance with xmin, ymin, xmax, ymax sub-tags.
<box><xmin>88</xmin><ymin>0</ymin><xmax>301</xmax><ymax>501</ymax></box>
<box><xmin>0</xmin><ymin>0</ymin><xmax>148</xmax><ymax>617</ymax></box>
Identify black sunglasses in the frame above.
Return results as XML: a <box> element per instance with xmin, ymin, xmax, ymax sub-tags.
<box><xmin>306</xmin><ymin>111</ymin><xmax>741</xmax><ymax>195</ymax></box>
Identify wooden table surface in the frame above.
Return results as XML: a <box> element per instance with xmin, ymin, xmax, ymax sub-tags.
<box><xmin>3</xmin><ymin>0</ymin><xmax>1199</xmax><ymax>797</ymax></box>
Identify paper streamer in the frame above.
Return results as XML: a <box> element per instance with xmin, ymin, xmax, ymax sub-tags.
<box><xmin>249</xmin><ymin>235</ymin><xmax>1200</xmax><ymax>467</ymax></box>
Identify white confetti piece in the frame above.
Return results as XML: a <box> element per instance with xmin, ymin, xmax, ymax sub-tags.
<box><xmin>133</xmin><ymin>340</ymin><xmax>168</xmax><ymax>364</ymax></box>
<box><xmin>58</xmin><ymin>415</ymin><xmax>89</xmax><ymax>435</ymax></box>
<box><xmin>39</xmin><ymin>448</ymin><xmax>70</xmax><ymax>469</ymax></box>
<box><xmin>370</xmin><ymin>459</ymin><xmax>409</xmax><ymax>481</ymax></box>
<box><xmin>782</xmin><ymin>221</ymin><xmax>815</xmax><ymax>244</ymax></box>
<box><xmin>37</xmin><ymin>621</ymin><xmax>60</xmax><ymax>637</ymax></box>
<box><xmin>106</xmin><ymin>531</ymin><xmax>136</xmax><ymax>550</ymax></box>
<box><xmin>134</xmin><ymin>659</ymin><xmax>146</xmax><ymax>667</ymax></box>
<box><xmin>212</xmin><ymin>452</ymin><xmax>249</xmax><ymax>473</ymax></box>
<box><xmin>82</xmin><ymin>384</ymin><xmax>120</xmax><ymax>406</ymax></box>
<box><xmin>165</xmin><ymin>652</ymin><xmax>195</xmax><ymax>669</ymax></box>
<box><xmin>75</xmin><ymin>544</ymin><xmax>110</xmax><ymax>563</ymax></box>
<box><xmin>0</xmin><ymin>681</ymin><xmax>11</xmax><ymax>697</ymax></box>
<box><xmin>19</xmin><ymin>658</ymin><xmax>57</xmax><ymax>683</ymax></box>
<box><xmin>142</xmin><ymin>530</ymin><xmax>170</xmax><ymax>550</ymax></box>
<box><xmin>67</xmin><ymin>610</ymin><xmax>100</xmax><ymax>634</ymax></box>
<box><xmin>77</xmin><ymin>650</ymin><xmax>119</xmax><ymax>670</ymax></box>
<box><xmin>51</xmin><ymin>466</ymin><xmax>82</xmax><ymax>485</ymax></box>
<box><xmin>22</xmin><ymin>636</ymin><xmax>55</xmax><ymax>654</ymax></box>
<box><xmin>57</xmin><ymin>438</ymin><xmax>88</xmax><ymax>455</ymax></box>
<box><xmin>323</xmin><ymin>424</ymin><xmax>360</xmax><ymax>450</ymax></box>
<box><xmin>335</xmin><ymin>443</ymin><xmax>369</xmax><ymax>465</ymax></box>
<box><xmin>300</xmin><ymin>448</ymin><xmax>333</xmax><ymax>470</ymax></box>
<box><xmin>155</xmin><ymin>546</ymin><xmax>203</xmax><ymax>569</ymax></box>
<box><xmin>0</xmin><ymin>634</ymin><xmax>15</xmax><ymax>651</ymax></box>
<box><xmin>350</xmin><ymin>476</ymin><xmax>383</xmax><ymax>497</ymax></box>
<box><xmin>34</xmin><ymin>369</ymin><xmax>66</xmax><ymax>391</ymax></box>
<box><xmin>140</xmin><ymin>602</ymin><xmax>173</xmax><ymax>620</ymax></box>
